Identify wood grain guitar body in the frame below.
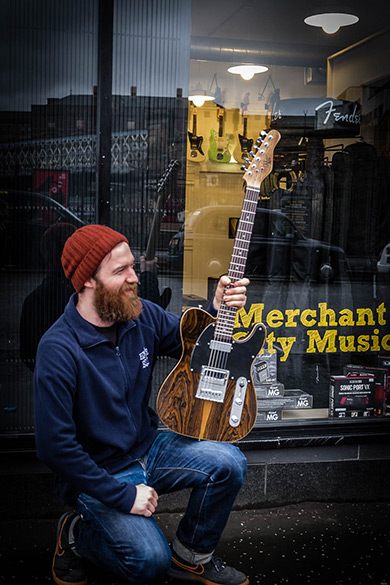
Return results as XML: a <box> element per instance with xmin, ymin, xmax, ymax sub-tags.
<box><xmin>156</xmin><ymin>307</ymin><xmax>266</xmax><ymax>442</ymax></box>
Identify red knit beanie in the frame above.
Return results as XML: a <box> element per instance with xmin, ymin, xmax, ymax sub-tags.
<box><xmin>61</xmin><ymin>224</ymin><xmax>128</xmax><ymax>292</ymax></box>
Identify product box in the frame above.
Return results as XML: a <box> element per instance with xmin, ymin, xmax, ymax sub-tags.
<box><xmin>255</xmin><ymin>381</ymin><xmax>285</xmax><ymax>398</ymax></box>
<box><xmin>378</xmin><ymin>356</ymin><xmax>390</xmax><ymax>412</ymax></box>
<box><xmin>255</xmin><ymin>409</ymin><xmax>282</xmax><ymax>423</ymax></box>
<box><xmin>331</xmin><ymin>409</ymin><xmax>375</xmax><ymax>419</ymax></box>
<box><xmin>378</xmin><ymin>356</ymin><xmax>390</xmax><ymax>383</ymax></box>
<box><xmin>252</xmin><ymin>350</ymin><xmax>277</xmax><ymax>384</ymax></box>
<box><xmin>256</xmin><ymin>389</ymin><xmax>313</xmax><ymax>410</ymax></box>
<box><xmin>329</xmin><ymin>373</ymin><xmax>376</xmax><ymax>418</ymax></box>
<box><xmin>343</xmin><ymin>364</ymin><xmax>387</xmax><ymax>416</ymax></box>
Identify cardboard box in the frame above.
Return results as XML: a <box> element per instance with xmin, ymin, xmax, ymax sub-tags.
<box><xmin>255</xmin><ymin>409</ymin><xmax>282</xmax><ymax>423</ymax></box>
<box><xmin>252</xmin><ymin>350</ymin><xmax>277</xmax><ymax>384</ymax></box>
<box><xmin>257</xmin><ymin>389</ymin><xmax>313</xmax><ymax>410</ymax></box>
<box><xmin>329</xmin><ymin>373</ymin><xmax>375</xmax><ymax>418</ymax></box>
<box><xmin>343</xmin><ymin>364</ymin><xmax>387</xmax><ymax>416</ymax></box>
<box><xmin>255</xmin><ymin>381</ymin><xmax>285</xmax><ymax>398</ymax></box>
<box><xmin>378</xmin><ymin>356</ymin><xmax>390</xmax><ymax>411</ymax></box>
<box><xmin>331</xmin><ymin>409</ymin><xmax>375</xmax><ymax>419</ymax></box>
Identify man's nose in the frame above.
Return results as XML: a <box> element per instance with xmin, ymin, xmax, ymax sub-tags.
<box><xmin>126</xmin><ymin>269</ymin><xmax>138</xmax><ymax>283</ymax></box>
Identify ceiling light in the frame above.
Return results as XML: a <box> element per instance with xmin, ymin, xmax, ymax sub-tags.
<box><xmin>304</xmin><ymin>12</ymin><xmax>359</xmax><ymax>34</ymax></box>
<box><xmin>188</xmin><ymin>82</ymin><xmax>215</xmax><ymax>107</ymax></box>
<box><xmin>228</xmin><ymin>65</ymin><xmax>268</xmax><ymax>81</ymax></box>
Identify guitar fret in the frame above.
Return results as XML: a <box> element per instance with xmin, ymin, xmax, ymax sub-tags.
<box><xmin>215</xmin><ymin>186</ymin><xmax>260</xmax><ymax>340</ymax></box>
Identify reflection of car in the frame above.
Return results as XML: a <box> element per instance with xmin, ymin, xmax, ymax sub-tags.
<box><xmin>168</xmin><ymin>206</ymin><xmax>348</xmax><ymax>283</ymax></box>
<box><xmin>377</xmin><ymin>242</ymin><xmax>390</xmax><ymax>273</ymax></box>
<box><xmin>0</xmin><ymin>189</ymin><xmax>84</xmax><ymax>269</ymax></box>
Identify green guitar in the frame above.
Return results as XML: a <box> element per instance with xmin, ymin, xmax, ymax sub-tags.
<box><xmin>208</xmin><ymin>108</ymin><xmax>231</xmax><ymax>163</ymax></box>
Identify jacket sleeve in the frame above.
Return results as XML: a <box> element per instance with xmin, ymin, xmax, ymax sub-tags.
<box><xmin>34</xmin><ymin>337</ymin><xmax>137</xmax><ymax>514</ymax></box>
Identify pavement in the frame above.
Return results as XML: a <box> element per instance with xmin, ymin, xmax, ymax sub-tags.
<box><xmin>1</xmin><ymin>501</ymin><xmax>390</xmax><ymax>585</ymax></box>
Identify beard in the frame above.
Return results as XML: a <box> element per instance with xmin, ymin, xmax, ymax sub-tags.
<box><xmin>93</xmin><ymin>279</ymin><xmax>143</xmax><ymax>323</ymax></box>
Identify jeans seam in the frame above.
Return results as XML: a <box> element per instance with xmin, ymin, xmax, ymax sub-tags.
<box><xmin>191</xmin><ymin>479</ymin><xmax>212</xmax><ymax>547</ymax></box>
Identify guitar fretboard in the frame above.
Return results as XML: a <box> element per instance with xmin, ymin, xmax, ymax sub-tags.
<box><xmin>214</xmin><ymin>185</ymin><xmax>259</xmax><ymax>341</ymax></box>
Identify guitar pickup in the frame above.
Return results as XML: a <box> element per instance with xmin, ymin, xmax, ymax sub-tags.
<box><xmin>209</xmin><ymin>340</ymin><xmax>233</xmax><ymax>353</ymax></box>
<box><xmin>196</xmin><ymin>366</ymin><xmax>229</xmax><ymax>403</ymax></box>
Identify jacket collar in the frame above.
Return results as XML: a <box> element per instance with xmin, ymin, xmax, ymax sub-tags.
<box><xmin>63</xmin><ymin>293</ymin><xmax>136</xmax><ymax>348</ymax></box>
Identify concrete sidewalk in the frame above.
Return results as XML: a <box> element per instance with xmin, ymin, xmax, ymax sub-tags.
<box><xmin>1</xmin><ymin>501</ymin><xmax>390</xmax><ymax>585</ymax></box>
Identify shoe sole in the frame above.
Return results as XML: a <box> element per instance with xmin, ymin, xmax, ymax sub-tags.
<box><xmin>167</xmin><ymin>566</ymin><xmax>249</xmax><ymax>585</ymax></box>
<box><xmin>52</xmin><ymin>513</ymin><xmax>87</xmax><ymax>585</ymax></box>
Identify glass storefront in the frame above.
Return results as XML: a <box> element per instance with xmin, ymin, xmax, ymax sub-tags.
<box><xmin>1</xmin><ymin>0</ymin><xmax>389</xmax><ymax>439</ymax></box>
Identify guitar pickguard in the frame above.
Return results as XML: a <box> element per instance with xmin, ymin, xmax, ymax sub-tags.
<box><xmin>190</xmin><ymin>322</ymin><xmax>263</xmax><ymax>381</ymax></box>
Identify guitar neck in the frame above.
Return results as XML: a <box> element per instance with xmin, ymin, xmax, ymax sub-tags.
<box><xmin>218</xmin><ymin>112</ymin><xmax>224</xmax><ymax>138</ymax></box>
<box><xmin>243</xmin><ymin>116</ymin><xmax>248</xmax><ymax>138</ymax></box>
<box><xmin>214</xmin><ymin>185</ymin><xmax>259</xmax><ymax>340</ymax></box>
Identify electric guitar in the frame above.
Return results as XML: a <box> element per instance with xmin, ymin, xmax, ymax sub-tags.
<box><xmin>144</xmin><ymin>159</ymin><xmax>180</xmax><ymax>261</ymax></box>
<box><xmin>233</xmin><ymin>114</ymin><xmax>254</xmax><ymax>163</ymax></box>
<box><xmin>157</xmin><ymin>129</ymin><xmax>281</xmax><ymax>442</ymax></box>
<box><xmin>187</xmin><ymin>108</ymin><xmax>205</xmax><ymax>162</ymax></box>
<box><xmin>208</xmin><ymin>108</ymin><xmax>231</xmax><ymax>163</ymax></box>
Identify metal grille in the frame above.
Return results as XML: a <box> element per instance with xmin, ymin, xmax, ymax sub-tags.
<box><xmin>0</xmin><ymin>131</ymin><xmax>148</xmax><ymax>173</ymax></box>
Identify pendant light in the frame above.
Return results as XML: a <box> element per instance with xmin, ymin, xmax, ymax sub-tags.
<box><xmin>304</xmin><ymin>11</ymin><xmax>358</xmax><ymax>34</ymax></box>
<box><xmin>227</xmin><ymin>64</ymin><xmax>268</xmax><ymax>81</ymax></box>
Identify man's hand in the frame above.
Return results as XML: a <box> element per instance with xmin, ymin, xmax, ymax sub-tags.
<box><xmin>140</xmin><ymin>255</ymin><xmax>159</xmax><ymax>273</ymax></box>
<box><xmin>130</xmin><ymin>484</ymin><xmax>159</xmax><ymax>517</ymax></box>
<box><xmin>212</xmin><ymin>275</ymin><xmax>250</xmax><ymax>311</ymax></box>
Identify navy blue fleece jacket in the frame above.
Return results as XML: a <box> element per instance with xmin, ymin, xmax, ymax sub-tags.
<box><xmin>34</xmin><ymin>293</ymin><xmax>187</xmax><ymax>513</ymax></box>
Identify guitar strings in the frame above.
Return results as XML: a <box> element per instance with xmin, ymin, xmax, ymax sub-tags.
<box><xmin>207</xmin><ymin>186</ymin><xmax>260</xmax><ymax>380</ymax></box>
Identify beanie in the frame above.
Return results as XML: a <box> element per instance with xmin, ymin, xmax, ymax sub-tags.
<box><xmin>61</xmin><ymin>224</ymin><xmax>128</xmax><ymax>292</ymax></box>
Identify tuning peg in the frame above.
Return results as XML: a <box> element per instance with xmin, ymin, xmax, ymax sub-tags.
<box><xmin>249</xmin><ymin>151</ymin><xmax>255</xmax><ymax>157</ymax></box>
<box><xmin>244</xmin><ymin>157</ymin><xmax>250</xmax><ymax>164</ymax></box>
<box><xmin>240</xmin><ymin>165</ymin><xmax>246</xmax><ymax>171</ymax></box>
<box><xmin>260</xmin><ymin>130</ymin><xmax>267</xmax><ymax>136</ymax></box>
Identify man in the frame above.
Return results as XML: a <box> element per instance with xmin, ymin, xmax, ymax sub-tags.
<box><xmin>34</xmin><ymin>224</ymin><xmax>251</xmax><ymax>585</ymax></box>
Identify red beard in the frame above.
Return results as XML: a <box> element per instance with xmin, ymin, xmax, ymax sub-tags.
<box><xmin>93</xmin><ymin>279</ymin><xmax>143</xmax><ymax>323</ymax></box>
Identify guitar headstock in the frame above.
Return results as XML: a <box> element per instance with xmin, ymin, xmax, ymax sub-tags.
<box><xmin>242</xmin><ymin>129</ymin><xmax>281</xmax><ymax>189</ymax></box>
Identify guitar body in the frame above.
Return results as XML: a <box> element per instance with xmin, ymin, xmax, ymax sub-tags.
<box><xmin>187</xmin><ymin>130</ymin><xmax>205</xmax><ymax>162</ymax></box>
<box><xmin>233</xmin><ymin>133</ymin><xmax>254</xmax><ymax>163</ymax></box>
<box><xmin>208</xmin><ymin>129</ymin><xmax>231</xmax><ymax>163</ymax></box>
<box><xmin>233</xmin><ymin>114</ymin><xmax>254</xmax><ymax>163</ymax></box>
<box><xmin>156</xmin><ymin>307</ymin><xmax>266</xmax><ymax>442</ymax></box>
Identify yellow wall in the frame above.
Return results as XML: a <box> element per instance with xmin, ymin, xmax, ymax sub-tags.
<box><xmin>183</xmin><ymin>102</ymin><xmax>267</xmax><ymax>300</ymax></box>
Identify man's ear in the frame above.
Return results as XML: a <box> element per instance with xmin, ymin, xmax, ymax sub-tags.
<box><xmin>83</xmin><ymin>276</ymin><xmax>96</xmax><ymax>290</ymax></box>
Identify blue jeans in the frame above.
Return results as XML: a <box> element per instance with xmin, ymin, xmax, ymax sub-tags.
<box><xmin>74</xmin><ymin>432</ymin><xmax>247</xmax><ymax>583</ymax></box>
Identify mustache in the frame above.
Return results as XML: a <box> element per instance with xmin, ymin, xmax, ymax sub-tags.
<box><xmin>121</xmin><ymin>283</ymin><xmax>138</xmax><ymax>294</ymax></box>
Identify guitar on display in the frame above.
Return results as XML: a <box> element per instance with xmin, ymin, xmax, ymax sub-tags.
<box><xmin>144</xmin><ymin>159</ymin><xmax>180</xmax><ymax>262</ymax></box>
<box><xmin>208</xmin><ymin>107</ymin><xmax>231</xmax><ymax>163</ymax></box>
<box><xmin>233</xmin><ymin>113</ymin><xmax>254</xmax><ymax>163</ymax></box>
<box><xmin>233</xmin><ymin>94</ymin><xmax>254</xmax><ymax>163</ymax></box>
<box><xmin>157</xmin><ymin>129</ymin><xmax>281</xmax><ymax>442</ymax></box>
<box><xmin>187</xmin><ymin>107</ymin><xmax>205</xmax><ymax>162</ymax></box>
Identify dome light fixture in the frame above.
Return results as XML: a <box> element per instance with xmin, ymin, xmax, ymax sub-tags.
<box><xmin>227</xmin><ymin>64</ymin><xmax>268</xmax><ymax>81</ymax></box>
<box><xmin>304</xmin><ymin>12</ymin><xmax>359</xmax><ymax>34</ymax></box>
<box><xmin>188</xmin><ymin>82</ymin><xmax>215</xmax><ymax>107</ymax></box>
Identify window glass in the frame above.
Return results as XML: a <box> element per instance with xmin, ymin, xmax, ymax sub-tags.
<box><xmin>0</xmin><ymin>0</ymin><xmax>389</xmax><ymax>438</ymax></box>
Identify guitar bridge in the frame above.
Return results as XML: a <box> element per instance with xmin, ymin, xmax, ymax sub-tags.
<box><xmin>196</xmin><ymin>366</ymin><xmax>229</xmax><ymax>403</ymax></box>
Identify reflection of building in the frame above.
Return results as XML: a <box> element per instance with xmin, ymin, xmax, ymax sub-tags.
<box><xmin>0</xmin><ymin>94</ymin><xmax>187</xmax><ymax>250</ymax></box>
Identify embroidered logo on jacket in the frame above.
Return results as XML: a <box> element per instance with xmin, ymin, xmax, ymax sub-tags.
<box><xmin>139</xmin><ymin>347</ymin><xmax>150</xmax><ymax>368</ymax></box>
